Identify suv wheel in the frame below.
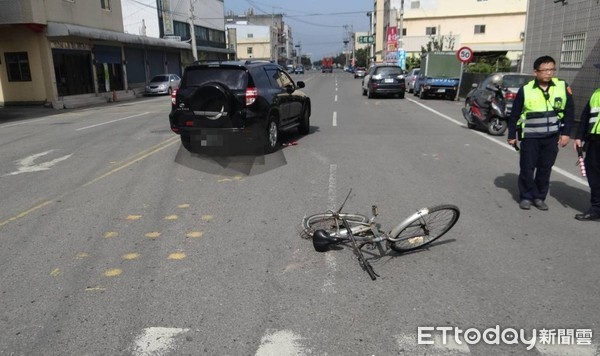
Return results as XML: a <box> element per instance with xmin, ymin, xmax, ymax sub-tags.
<box><xmin>298</xmin><ymin>106</ymin><xmax>310</xmax><ymax>135</ymax></box>
<box><xmin>181</xmin><ymin>134</ymin><xmax>192</xmax><ymax>151</ymax></box>
<box><xmin>265</xmin><ymin>117</ymin><xmax>279</xmax><ymax>153</ymax></box>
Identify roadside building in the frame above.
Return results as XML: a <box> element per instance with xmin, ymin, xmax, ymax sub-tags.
<box><xmin>521</xmin><ymin>0</ymin><xmax>600</xmax><ymax>115</ymax></box>
<box><xmin>0</xmin><ymin>0</ymin><xmax>232</xmax><ymax>108</ymax></box>
<box><xmin>371</xmin><ymin>0</ymin><xmax>527</xmax><ymax>68</ymax></box>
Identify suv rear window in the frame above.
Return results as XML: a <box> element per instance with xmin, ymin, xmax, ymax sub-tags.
<box><xmin>376</xmin><ymin>67</ymin><xmax>403</xmax><ymax>76</ymax></box>
<box><xmin>183</xmin><ymin>68</ymin><xmax>247</xmax><ymax>90</ymax></box>
<box><xmin>502</xmin><ymin>75</ymin><xmax>534</xmax><ymax>88</ymax></box>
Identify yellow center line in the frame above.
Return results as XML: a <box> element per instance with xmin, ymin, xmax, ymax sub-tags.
<box><xmin>0</xmin><ymin>200</ymin><xmax>53</xmax><ymax>228</ymax></box>
<box><xmin>1</xmin><ymin>136</ymin><xmax>180</xmax><ymax>229</ymax></box>
<box><xmin>82</xmin><ymin>136</ymin><xmax>179</xmax><ymax>187</ymax></box>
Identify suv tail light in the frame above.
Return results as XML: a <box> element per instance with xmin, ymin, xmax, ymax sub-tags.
<box><xmin>504</xmin><ymin>92</ymin><xmax>516</xmax><ymax>101</ymax></box>
<box><xmin>245</xmin><ymin>87</ymin><xmax>257</xmax><ymax>106</ymax></box>
<box><xmin>171</xmin><ymin>89</ymin><xmax>177</xmax><ymax>106</ymax></box>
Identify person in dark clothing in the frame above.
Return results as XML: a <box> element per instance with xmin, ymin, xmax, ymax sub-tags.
<box><xmin>507</xmin><ymin>55</ymin><xmax>575</xmax><ymax>210</ymax></box>
<box><xmin>573</xmin><ymin>67</ymin><xmax>600</xmax><ymax>221</ymax></box>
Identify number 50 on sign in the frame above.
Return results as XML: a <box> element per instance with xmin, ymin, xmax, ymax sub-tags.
<box><xmin>456</xmin><ymin>46</ymin><xmax>473</xmax><ymax>63</ymax></box>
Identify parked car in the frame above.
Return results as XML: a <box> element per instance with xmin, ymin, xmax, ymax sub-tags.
<box><xmin>406</xmin><ymin>68</ymin><xmax>420</xmax><ymax>93</ymax></box>
<box><xmin>465</xmin><ymin>72</ymin><xmax>534</xmax><ymax>115</ymax></box>
<box><xmin>361</xmin><ymin>64</ymin><xmax>406</xmax><ymax>99</ymax></box>
<box><xmin>353</xmin><ymin>67</ymin><xmax>366</xmax><ymax>79</ymax></box>
<box><xmin>169</xmin><ymin>60</ymin><xmax>311</xmax><ymax>154</ymax></box>
<box><xmin>145</xmin><ymin>74</ymin><xmax>181</xmax><ymax>95</ymax></box>
<box><xmin>294</xmin><ymin>65</ymin><xmax>305</xmax><ymax>74</ymax></box>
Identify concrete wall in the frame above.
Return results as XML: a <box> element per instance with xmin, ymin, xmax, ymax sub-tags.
<box><xmin>523</xmin><ymin>0</ymin><xmax>600</xmax><ymax>115</ymax></box>
<box><xmin>0</xmin><ymin>27</ymin><xmax>50</xmax><ymax>104</ymax></box>
<box><xmin>45</xmin><ymin>0</ymin><xmax>124</xmax><ymax>32</ymax></box>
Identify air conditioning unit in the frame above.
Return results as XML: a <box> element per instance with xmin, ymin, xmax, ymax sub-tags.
<box><xmin>163</xmin><ymin>35</ymin><xmax>181</xmax><ymax>41</ymax></box>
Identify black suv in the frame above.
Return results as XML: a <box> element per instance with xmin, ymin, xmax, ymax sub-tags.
<box><xmin>169</xmin><ymin>60</ymin><xmax>311</xmax><ymax>153</ymax></box>
<box><xmin>361</xmin><ymin>64</ymin><xmax>406</xmax><ymax>99</ymax></box>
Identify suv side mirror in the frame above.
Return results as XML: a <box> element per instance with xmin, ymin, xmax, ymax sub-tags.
<box><xmin>296</xmin><ymin>81</ymin><xmax>305</xmax><ymax>89</ymax></box>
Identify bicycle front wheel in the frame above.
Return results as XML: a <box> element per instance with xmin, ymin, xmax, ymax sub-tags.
<box><xmin>389</xmin><ymin>205</ymin><xmax>460</xmax><ymax>253</ymax></box>
<box><xmin>302</xmin><ymin>212</ymin><xmax>369</xmax><ymax>238</ymax></box>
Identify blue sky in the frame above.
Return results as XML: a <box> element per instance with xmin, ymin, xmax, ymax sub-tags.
<box><xmin>223</xmin><ymin>0</ymin><xmax>371</xmax><ymax>60</ymax></box>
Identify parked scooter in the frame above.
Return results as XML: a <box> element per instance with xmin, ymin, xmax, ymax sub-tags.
<box><xmin>462</xmin><ymin>83</ymin><xmax>508</xmax><ymax>136</ymax></box>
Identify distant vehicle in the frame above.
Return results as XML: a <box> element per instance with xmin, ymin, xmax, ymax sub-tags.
<box><xmin>414</xmin><ymin>52</ymin><xmax>461</xmax><ymax>100</ymax></box>
<box><xmin>405</xmin><ymin>68</ymin><xmax>420</xmax><ymax>93</ymax></box>
<box><xmin>294</xmin><ymin>65</ymin><xmax>305</xmax><ymax>74</ymax></box>
<box><xmin>169</xmin><ymin>61</ymin><xmax>311</xmax><ymax>154</ymax></box>
<box><xmin>322</xmin><ymin>57</ymin><xmax>333</xmax><ymax>73</ymax></box>
<box><xmin>361</xmin><ymin>64</ymin><xmax>406</xmax><ymax>99</ymax></box>
<box><xmin>286</xmin><ymin>64</ymin><xmax>295</xmax><ymax>73</ymax></box>
<box><xmin>145</xmin><ymin>74</ymin><xmax>181</xmax><ymax>95</ymax></box>
<box><xmin>353</xmin><ymin>67</ymin><xmax>366</xmax><ymax>79</ymax></box>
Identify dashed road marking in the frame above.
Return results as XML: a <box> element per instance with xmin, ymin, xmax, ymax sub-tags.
<box><xmin>145</xmin><ymin>232</ymin><xmax>161</xmax><ymax>239</ymax></box>
<box><xmin>131</xmin><ymin>327</ymin><xmax>190</xmax><ymax>356</ymax></box>
<box><xmin>75</xmin><ymin>112</ymin><xmax>149</xmax><ymax>131</ymax></box>
<box><xmin>104</xmin><ymin>268</ymin><xmax>123</xmax><ymax>277</ymax></box>
<box><xmin>255</xmin><ymin>329</ymin><xmax>310</xmax><ymax>356</ymax></box>
<box><xmin>186</xmin><ymin>231</ymin><xmax>204</xmax><ymax>238</ymax></box>
<box><xmin>332</xmin><ymin>111</ymin><xmax>337</xmax><ymax>126</ymax></box>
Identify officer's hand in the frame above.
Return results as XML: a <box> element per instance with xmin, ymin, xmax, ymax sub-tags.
<box><xmin>507</xmin><ymin>139</ymin><xmax>517</xmax><ymax>146</ymax></box>
<box><xmin>574</xmin><ymin>139</ymin><xmax>583</xmax><ymax>152</ymax></box>
<box><xmin>558</xmin><ymin>135</ymin><xmax>570</xmax><ymax>148</ymax></box>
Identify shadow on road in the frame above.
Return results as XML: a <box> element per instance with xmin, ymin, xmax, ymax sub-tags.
<box><xmin>494</xmin><ymin>172</ymin><xmax>590</xmax><ymax>212</ymax></box>
<box><xmin>174</xmin><ymin>145</ymin><xmax>287</xmax><ymax>176</ymax></box>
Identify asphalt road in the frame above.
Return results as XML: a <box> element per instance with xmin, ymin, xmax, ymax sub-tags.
<box><xmin>0</xmin><ymin>70</ymin><xmax>598</xmax><ymax>356</ymax></box>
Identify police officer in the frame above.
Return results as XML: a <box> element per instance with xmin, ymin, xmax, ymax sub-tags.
<box><xmin>507</xmin><ymin>55</ymin><xmax>575</xmax><ymax>210</ymax></box>
<box><xmin>573</xmin><ymin>67</ymin><xmax>600</xmax><ymax>221</ymax></box>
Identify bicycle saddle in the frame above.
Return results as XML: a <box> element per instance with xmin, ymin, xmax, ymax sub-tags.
<box><xmin>312</xmin><ymin>229</ymin><xmax>342</xmax><ymax>252</ymax></box>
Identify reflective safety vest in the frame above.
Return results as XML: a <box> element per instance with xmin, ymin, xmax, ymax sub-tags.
<box><xmin>587</xmin><ymin>88</ymin><xmax>600</xmax><ymax>135</ymax></box>
<box><xmin>518</xmin><ymin>78</ymin><xmax>567</xmax><ymax>139</ymax></box>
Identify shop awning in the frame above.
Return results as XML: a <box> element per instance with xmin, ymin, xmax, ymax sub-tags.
<box><xmin>46</xmin><ymin>21</ymin><xmax>234</xmax><ymax>54</ymax></box>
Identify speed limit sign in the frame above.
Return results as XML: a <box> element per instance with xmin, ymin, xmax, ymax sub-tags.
<box><xmin>457</xmin><ymin>46</ymin><xmax>473</xmax><ymax>63</ymax></box>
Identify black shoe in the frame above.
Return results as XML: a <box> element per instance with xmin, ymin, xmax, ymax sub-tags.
<box><xmin>533</xmin><ymin>199</ymin><xmax>548</xmax><ymax>211</ymax></box>
<box><xmin>519</xmin><ymin>199</ymin><xmax>532</xmax><ymax>210</ymax></box>
<box><xmin>574</xmin><ymin>212</ymin><xmax>600</xmax><ymax>221</ymax></box>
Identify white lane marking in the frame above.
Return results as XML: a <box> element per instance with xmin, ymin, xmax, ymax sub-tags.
<box><xmin>322</xmin><ymin>164</ymin><xmax>338</xmax><ymax>294</ymax></box>
<box><xmin>75</xmin><ymin>112</ymin><xmax>149</xmax><ymax>131</ymax></box>
<box><xmin>131</xmin><ymin>327</ymin><xmax>189</xmax><ymax>356</ymax></box>
<box><xmin>255</xmin><ymin>330</ymin><xmax>309</xmax><ymax>356</ymax></box>
<box><xmin>328</xmin><ymin>164</ymin><xmax>337</xmax><ymax>210</ymax></box>
<box><xmin>535</xmin><ymin>343</ymin><xmax>597</xmax><ymax>356</ymax></box>
<box><xmin>332</xmin><ymin>111</ymin><xmax>337</xmax><ymax>127</ymax></box>
<box><xmin>0</xmin><ymin>117</ymin><xmax>51</xmax><ymax>128</ymax></box>
<box><xmin>3</xmin><ymin>150</ymin><xmax>72</xmax><ymax>176</ymax></box>
<box><xmin>335</xmin><ymin>95</ymin><xmax>338</xmax><ymax>102</ymax></box>
<box><xmin>396</xmin><ymin>333</ymin><xmax>470</xmax><ymax>355</ymax></box>
<box><xmin>407</xmin><ymin>98</ymin><xmax>588</xmax><ymax>187</ymax></box>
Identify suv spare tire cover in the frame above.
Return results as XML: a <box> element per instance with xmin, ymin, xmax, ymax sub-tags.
<box><xmin>189</xmin><ymin>83</ymin><xmax>234</xmax><ymax>128</ymax></box>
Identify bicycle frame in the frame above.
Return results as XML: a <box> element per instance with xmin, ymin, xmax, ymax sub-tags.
<box><xmin>323</xmin><ymin>206</ymin><xmax>431</xmax><ymax>243</ymax></box>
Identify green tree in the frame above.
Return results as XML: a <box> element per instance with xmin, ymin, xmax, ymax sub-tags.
<box><xmin>406</xmin><ymin>54</ymin><xmax>420</xmax><ymax>70</ymax></box>
<box><xmin>420</xmin><ymin>35</ymin><xmax>456</xmax><ymax>53</ymax></box>
<box><xmin>354</xmin><ymin>48</ymin><xmax>368</xmax><ymax>67</ymax></box>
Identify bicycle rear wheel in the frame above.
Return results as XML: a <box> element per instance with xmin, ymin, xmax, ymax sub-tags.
<box><xmin>302</xmin><ymin>212</ymin><xmax>369</xmax><ymax>239</ymax></box>
<box><xmin>389</xmin><ymin>205</ymin><xmax>460</xmax><ymax>253</ymax></box>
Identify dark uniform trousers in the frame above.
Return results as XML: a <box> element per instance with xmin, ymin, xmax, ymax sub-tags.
<box><xmin>585</xmin><ymin>136</ymin><xmax>600</xmax><ymax>214</ymax></box>
<box><xmin>518</xmin><ymin>134</ymin><xmax>559</xmax><ymax>201</ymax></box>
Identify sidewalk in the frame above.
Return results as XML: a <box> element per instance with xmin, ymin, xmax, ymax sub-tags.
<box><xmin>0</xmin><ymin>94</ymin><xmax>158</xmax><ymax>123</ymax></box>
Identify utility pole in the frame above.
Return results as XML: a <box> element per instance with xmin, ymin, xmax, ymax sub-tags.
<box><xmin>189</xmin><ymin>0</ymin><xmax>197</xmax><ymax>61</ymax></box>
<box><xmin>396</xmin><ymin>0</ymin><xmax>405</xmax><ymax>69</ymax></box>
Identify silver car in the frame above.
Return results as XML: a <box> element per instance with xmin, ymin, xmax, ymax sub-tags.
<box><xmin>145</xmin><ymin>74</ymin><xmax>181</xmax><ymax>95</ymax></box>
<box><xmin>406</xmin><ymin>68</ymin><xmax>420</xmax><ymax>93</ymax></box>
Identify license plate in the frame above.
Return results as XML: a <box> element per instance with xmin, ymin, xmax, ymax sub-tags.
<box><xmin>437</xmin><ymin>89</ymin><xmax>446</xmax><ymax>93</ymax></box>
<box><xmin>384</xmin><ymin>78</ymin><xmax>394</xmax><ymax>83</ymax></box>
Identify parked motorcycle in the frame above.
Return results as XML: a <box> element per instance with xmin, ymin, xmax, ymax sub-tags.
<box><xmin>462</xmin><ymin>83</ymin><xmax>508</xmax><ymax>136</ymax></box>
